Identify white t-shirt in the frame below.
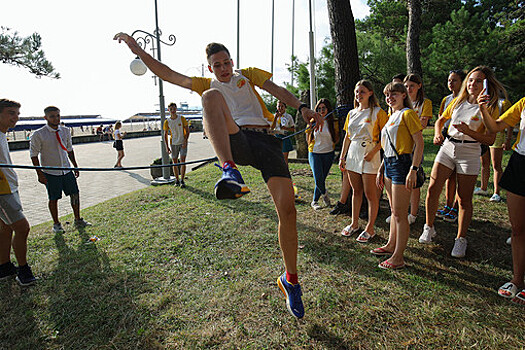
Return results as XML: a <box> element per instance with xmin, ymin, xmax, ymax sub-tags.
<box><xmin>29</xmin><ymin>125</ymin><xmax>73</xmax><ymax>176</ymax></box>
<box><xmin>0</xmin><ymin>132</ymin><xmax>18</xmax><ymax>194</ymax></box>
<box><xmin>312</xmin><ymin>121</ymin><xmax>334</xmax><ymax>153</ymax></box>
<box><xmin>274</xmin><ymin>112</ymin><xmax>294</xmax><ymax>131</ymax></box>
<box><xmin>166</xmin><ymin>117</ymin><xmax>185</xmax><ymax>145</ymax></box>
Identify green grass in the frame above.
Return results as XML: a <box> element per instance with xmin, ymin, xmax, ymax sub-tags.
<box><xmin>1</xmin><ymin>129</ymin><xmax>523</xmax><ymax>349</ymax></box>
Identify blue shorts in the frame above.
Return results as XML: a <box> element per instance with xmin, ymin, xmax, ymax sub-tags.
<box><xmin>45</xmin><ymin>172</ymin><xmax>79</xmax><ymax>201</ymax></box>
<box><xmin>275</xmin><ymin>134</ymin><xmax>294</xmax><ymax>153</ymax></box>
<box><xmin>384</xmin><ymin>154</ymin><xmax>411</xmax><ymax>185</ymax></box>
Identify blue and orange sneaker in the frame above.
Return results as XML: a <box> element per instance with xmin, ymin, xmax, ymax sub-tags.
<box><xmin>214</xmin><ymin>163</ymin><xmax>250</xmax><ymax>200</ymax></box>
<box><xmin>277</xmin><ymin>272</ymin><xmax>304</xmax><ymax>319</ymax></box>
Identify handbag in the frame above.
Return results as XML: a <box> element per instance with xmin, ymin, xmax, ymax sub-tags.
<box><xmin>384</xmin><ymin>127</ymin><xmax>426</xmax><ymax>189</ymax></box>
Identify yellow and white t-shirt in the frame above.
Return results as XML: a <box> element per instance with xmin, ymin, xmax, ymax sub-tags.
<box><xmin>163</xmin><ymin>116</ymin><xmax>188</xmax><ymax>145</ymax></box>
<box><xmin>442</xmin><ymin>98</ymin><xmax>499</xmax><ymax>141</ymax></box>
<box><xmin>191</xmin><ymin>68</ymin><xmax>274</xmax><ymax>126</ymax></box>
<box><xmin>439</xmin><ymin>94</ymin><xmax>454</xmax><ymax>115</ymax></box>
<box><xmin>381</xmin><ymin>108</ymin><xmax>423</xmax><ymax>158</ymax></box>
<box><xmin>413</xmin><ymin>98</ymin><xmax>433</xmax><ymax>121</ymax></box>
<box><xmin>0</xmin><ymin>131</ymin><xmax>18</xmax><ymax>195</ymax></box>
<box><xmin>499</xmin><ymin>97</ymin><xmax>525</xmax><ymax>156</ymax></box>
<box><xmin>343</xmin><ymin>106</ymin><xmax>388</xmax><ymax>143</ymax></box>
<box><xmin>308</xmin><ymin>120</ymin><xmax>335</xmax><ymax>153</ymax></box>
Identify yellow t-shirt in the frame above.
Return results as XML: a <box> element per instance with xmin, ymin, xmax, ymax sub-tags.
<box><xmin>381</xmin><ymin>108</ymin><xmax>423</xmax><ymax>157</ymax></box>
<box><xmin>439</xmin><ymin>94</ymin><xmax>454</xmax><ymax>116</ymax></box>
<box><xmin>499</xmin><ymin>97</ymin><xmax>525</xmax><ymax>156</ymax></box>
<box><xmin>191</xmin><ymin>68</ymin><xmax>274</xmax><ymax>126</ymax></box>
<box><xmin>413</xmin><ymin>98</ymin><xmax>433</xmax><ymax>121</ymax></box>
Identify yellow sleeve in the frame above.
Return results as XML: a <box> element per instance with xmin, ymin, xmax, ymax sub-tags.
<box><xmin>163</xmin><ymin>119</ymin><xmax>169</xmax><ymax>131</ymax></box>
<box><xmin>403</xmin><ymin>109</ymin><xmax>424</xmax><ymax>135</ymax></box>
<box><xmin>191</xmin><ymin>77</ymin><xmax>212</xmax><ymax>96</ymax></box>
<box><xmin>438</xmin><ymin>97</ymin><xmax>447</xmax><ymax>115</ymax></box>
<box><xmin>240</xmin><ymin>67</ymin><xmax>272</xmax><ymax>88</ymax></box>
<box><xmin>442</xmin><ymin>98</ymin><xmax>458</xmax><ymax>120</ymax></box>
<box><xmin>500</xmin><ymin>97</ymin><xmax>525</xmax><ymax>128</ymax></box>
<box><xmin>421</xmin><ymin>99</ymin><xmax>433</xmax><ymax>119</ymax></box>
<box><xmin>181</xmin><ymin>117</ymin><xmax>188</xmax><ymax>128</ymax></box>
<box><xmin>372</xmin><ymin>108</ymin><xmax>388</xmax><ymax>143</ymax></box>
<box><xmin>343</xmin><ymin>112</ymin><xmax>350</xmax><ymax>139</ymax></box>
<box><xmin>502</xmin><ymin>99</ymin><xmax>512</xmax><ymax>114</ymax></box>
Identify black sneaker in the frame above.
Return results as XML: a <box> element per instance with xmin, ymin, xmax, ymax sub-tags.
<box><xmin>0</xmin><ymin>261</ymin><xmax>17</xmax><ymax>281</ymax></box>
<box><xmin>329</xmin><ymin>201</ymin><xmax>349</xmax><ymax>215</ymax></box>
<box><xmin>175</xmin><ymin>179</ymin><xmax>181</xmax><ymax>187</ymax></box>
<box><xmin>180</xmin><ymin>180</ymin><xmax>186</xmax><ymax>188</ymax></box>
<box><xmin>16</xmin><ymin>264</ymin><xmax>37</xmax><ymax>286</ymax></box>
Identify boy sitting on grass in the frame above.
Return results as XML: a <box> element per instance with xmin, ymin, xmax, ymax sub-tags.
<box><xmin>115</xmin><ymin>33</ymin><xmax>322</xmax><ymax>319</ymax></box>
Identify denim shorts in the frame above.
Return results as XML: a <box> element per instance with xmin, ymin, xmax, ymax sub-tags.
<box><xmin>384</xmin><ymin>154</ymin><xmax>411</xmax><ymax>185</ymax></box>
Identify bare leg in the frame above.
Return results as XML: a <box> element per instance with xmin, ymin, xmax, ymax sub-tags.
<box><xmin>339</xmin><ymin>170</ymin><xmax>351</xmax><ymax>204</ymax></box>
<box><xmin>379</xmin><ymin>177</ymin><xmax>396</xmax><ymax>252</ymax></box>
<box><xmin>48</xmin><ymin>200</ymin><xmax>60</xmax><ymax>224</ymax></box>
<box><xmin>173</xmin><ymin>158</ymin><xmax>180</xmax><ymax>181</ymax></box>
<box><xmin>455</xmin><ymin>174</ymin><xmax>477</xmax><ymax>239</ymax></box>
<box><xmin>283</xmin><ymin>152</ymin><xmax>289</xmax><ymax>165</ymax></box>
<box><xmin>180</xmin><ymin>155</ymin><xmax>187</xmax><ymax>179</ymax></box>
<box><xmin>0</xmin><ymin>221</ymin><xmax>13</xmax><ymax>264</ymax></box>
<box><xmin>480</xmin><ymin>152</ymin><xmax>490</xmax><ymax>191</ymax></box>
<box><xmin>490</xmin><ymin>147</ymin><xmax>504</xmax><ymax>195</ymax></box>
<box><xmin>445</xmin><ymin>170</ymin><xmax>457</xmax><ymax>207</ymax></box>
<box><xmin>71</xmin><ymin>193</ymin><xmax>81</xmax><ymax>221</ymax></box>
<box><xmin>201</xmin><ymin>89</ymin><xmax>240</xmax><ymax>164</ymax></box>
<box><xmin>348</xmin><ymin>171</ymin><xmax>363</xmax><ymax>229</ymax></box>
<box><xmin>425</xmin><ymin>162</ymin><xmax>454</xmax><ymax>227</ymax></box>
<box><xmin>267</xmin><ymin>177</ymin><xmax>298</xmax><ymax>274</ymax></box>
<box><xmin>9</xmin><ymin>218</ymin><xmax>30</xmax><ymax>266</ymax></box>
<box><xmin>508</xmin><ymin>192</ymin><xmax>525</xmax><ymax>288</ymax></box>
<box><xmin>410</xmin><ymin>187</ymin><xmax>420</xmax><ymax>216</ymax></box>
<box><xmin>386</xmin><ymin>183</ymin><xmax>411</xmax><ymax>266</ymax></box>
<box><xmin>362</xmin><ymin>173</ymin><xmax>379</xmax><ymax>234</ymax></box>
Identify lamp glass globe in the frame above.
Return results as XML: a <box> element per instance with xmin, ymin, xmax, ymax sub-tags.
<box><xmin>130</xmin><ymin>58</ymin><xmax>147</xmax><ymax>76</ymax></box>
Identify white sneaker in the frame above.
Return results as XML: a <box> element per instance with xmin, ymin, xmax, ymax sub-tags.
<box><xmin>385</xmin><ymin>215</ymin><xmax>391</xmax><ymax>224</ymax></box>
<box><xmin>311</xmin><ymin>201</ymin><xmax>322</xmax><ymax>210</ymax></box>
<box><xmin>419</xmin><ymin>224</ymin><xmax>436</xmax><ymax>244</ymax></box>
<box><xmin>408</xmin><ymin>214</ymin><xmax>417</xmax><ymax>225</ymax></box>
<box><xmin>53</xmin><ymin>222</ymin><xmax>65</xmax><ymax>233</ymax></box>
<box><xmin>451</xmin><ymin>237</ymin><xmax>468</xmax><ymax>258</ymax></box>
<box><xmin>489</xmin><ymin>193</ymin><xmax>501</xmax><ymax>202</ymax></box>
<box><xmin>474</xmin><ymin>187</ymin><xmax>488</xmax><ymax>196</ymax></box>
<box><xmin>506</xmin><ymin>237</ymin><xmax>512</xmax><ymax>245</ymax></box>
<box><xmin>322</xmin><ymin>192</ymin><xmax>331</xmax><ymax>206</ymax></box>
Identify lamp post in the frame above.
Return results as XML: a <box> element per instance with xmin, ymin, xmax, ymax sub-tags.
<box><xmin>130</xmin><ymin>0</ymin><xmax>176</xmax><ymax>185</ymax></box>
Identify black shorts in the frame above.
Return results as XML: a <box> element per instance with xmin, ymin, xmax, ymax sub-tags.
<box><xmin>44</xmin><ymin>172</ymin><xmax>79</xmax><ymax>201</ymax></box>
<box><xmin>113</xmin><ymin>140</ymin><xmax>124</xmax><ymax>151</ymax></box>
<box><xmin>229</xmin><ymin>130</ymin><xmax>291</xmax><ymax>183</ymax></box>
<box><xmin>500</xmin><ymin>151</ymin><xmax>525</xmax><ymax>197</ymax></box>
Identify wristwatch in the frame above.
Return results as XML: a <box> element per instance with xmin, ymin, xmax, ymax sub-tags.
<box><xmin>411</xmin><ymin>165</ymin><xmax>419</xmax><ymax>171</ymax></box>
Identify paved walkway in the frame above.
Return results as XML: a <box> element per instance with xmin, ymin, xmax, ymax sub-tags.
<box><xmin>9</xmin><ymin>133</ymin><xmax>215</xmax><ymax>226</ymax></box>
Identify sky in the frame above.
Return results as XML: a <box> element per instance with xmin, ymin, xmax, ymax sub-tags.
<box><xmin>1</xmin><ymin>0</ymin><xmax>369</xmax><ymax>120</ymax></box>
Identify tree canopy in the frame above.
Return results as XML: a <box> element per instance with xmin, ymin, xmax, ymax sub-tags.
<box><xmin>0</xmin><ymin>27</ymin><xmax>60</xmax><ymax>79</ymax></box>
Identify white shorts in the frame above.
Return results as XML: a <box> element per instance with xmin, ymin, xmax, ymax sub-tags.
<box><xmin>434</xmin><ymin>138</ymin><xmax>481</xmax><ymax>175</ymax></box>
<box><xmin>0</xmin><ymin>191</ymin><xmax>25</xmax><ymax>225</ymax></box>
<box><xmin>345</xmin><ymin>140</ymin><xmax>380</xmax><ymax>174</ymax></box>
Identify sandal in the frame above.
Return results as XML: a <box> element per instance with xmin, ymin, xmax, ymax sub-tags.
<box><xmin>356</xmin><ymin>231</ymin><xmax>375</xmax><ymax>243</ymax></box>
<box><xmin>341</xmin><ymin>225</ymin><xmax>360</xmax><ymax>237</ymax></box>
<box><xmin>498</xmin><ymin>282</ymin><xmax>519</xmax><ymax>299</ymax></box>
<box><xmin>512</xmin><ymin>289</ymin><xmax>525</xmax><ymax>306</ymax></box>
<box><xmin>370</xmin><ymin>247</ymin><xmax>393</xmax><ymax>256</ymax></box>
<box><xmin>378</xmin><ymin>260</ymin><xmax>405</xmax><ymax>270</ymax></box>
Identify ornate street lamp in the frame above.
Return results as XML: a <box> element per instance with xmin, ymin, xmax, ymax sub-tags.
<box><xmin>130</xmin><ymin>0</ymin><xmax>176</xmax><ymax>185</ymax></box>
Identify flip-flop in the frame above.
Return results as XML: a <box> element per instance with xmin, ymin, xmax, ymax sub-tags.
<box><xmin>370</xmin><ymin>247</ymin><xmax>393</xmax><ymax>256</ymax></box>
<box><xmin>341</xmin><ymin>225</ymin><xmax>360</xmax><ymax>237</ymax></box>
<box><xmin>498</xmin><ymin>282</ymin><xmax>519</xmax><ymax>299</ymax></box>
<box><xmin>356</xmin><ymin>231</ymin><xmax>375</xmax><ymax>243</ymax></box>
<box><xmin>378</xmin><ymin>260</ymin><xmax>405</xmax><ymax>270</ymax></box>
<box><xmin>512</xmin><ymin>289</ymin><xmax>525</xmax><ymax>306</ymax></box>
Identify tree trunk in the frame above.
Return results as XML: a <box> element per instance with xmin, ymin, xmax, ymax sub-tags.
<box><xmin>326</xmin><ymin>0</ymin><xmax>361</xmax><ymax>108</ymax></box>
<box><xmin>406</xmin><ymin>0</ymin><xmax>423</xmax><ymax>76</ymax></box>
<box><xmin>294</xmin><ymin>90</ymin><xmax>310</xmax><ymax>159</ymax></box>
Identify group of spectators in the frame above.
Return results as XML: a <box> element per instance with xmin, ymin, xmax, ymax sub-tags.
<box><xmin>291</xmin><ymin>66</ymin><xmax>524</xmax><ymax>305</ymax></box>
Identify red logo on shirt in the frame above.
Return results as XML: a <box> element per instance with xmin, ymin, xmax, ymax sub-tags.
<box><xmin>237</xmin><ymin>79</ymin><xmax>246</xmax><ymax>88</ymax></box>
<box><xmin>471</xmin><ymin>115</ymin><xmax>480</xmax><ymax>121</ymax></box>
<box><xmin>364</xmin><ymin>118</ymin><xmax>371</xmax><ymax>123</ymax></box>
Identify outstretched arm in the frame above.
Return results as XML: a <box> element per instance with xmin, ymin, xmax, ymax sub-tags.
<box><xmin>114</xmin><ymin>32</ymin><xmax>192</xmax><ymax>90</ymax></box>
<box><xmin>262</xmin><ymin>79</ymin><xmax>323</xmax><ymax>131</ymax></box>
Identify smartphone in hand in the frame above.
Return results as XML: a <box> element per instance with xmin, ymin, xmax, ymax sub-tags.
<box><xmin>483</xmin><ymin>79</ymin><xmax>489</xmax><ymax>95</ymax></box>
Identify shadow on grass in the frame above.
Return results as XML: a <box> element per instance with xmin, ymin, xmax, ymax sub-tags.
<box><xmin>121</xmin><ymin>170</ymin><xmax>152</xmax><ymax>186</ymax></box>
<box><xmin>306</xmin><ymin>323</ymin><xmax>351</xmax><ymax>349</ymax></box>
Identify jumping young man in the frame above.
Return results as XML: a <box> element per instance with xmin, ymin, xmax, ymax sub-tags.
<box><xmin>0</xmin><ymin>99</ymin><xmax>36</xmax><ymax>286</ymax></box>
<box><xmin>115</xmin><ymin>32</ymin><xmax>323</xmax><ymax>318</ymax></box>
